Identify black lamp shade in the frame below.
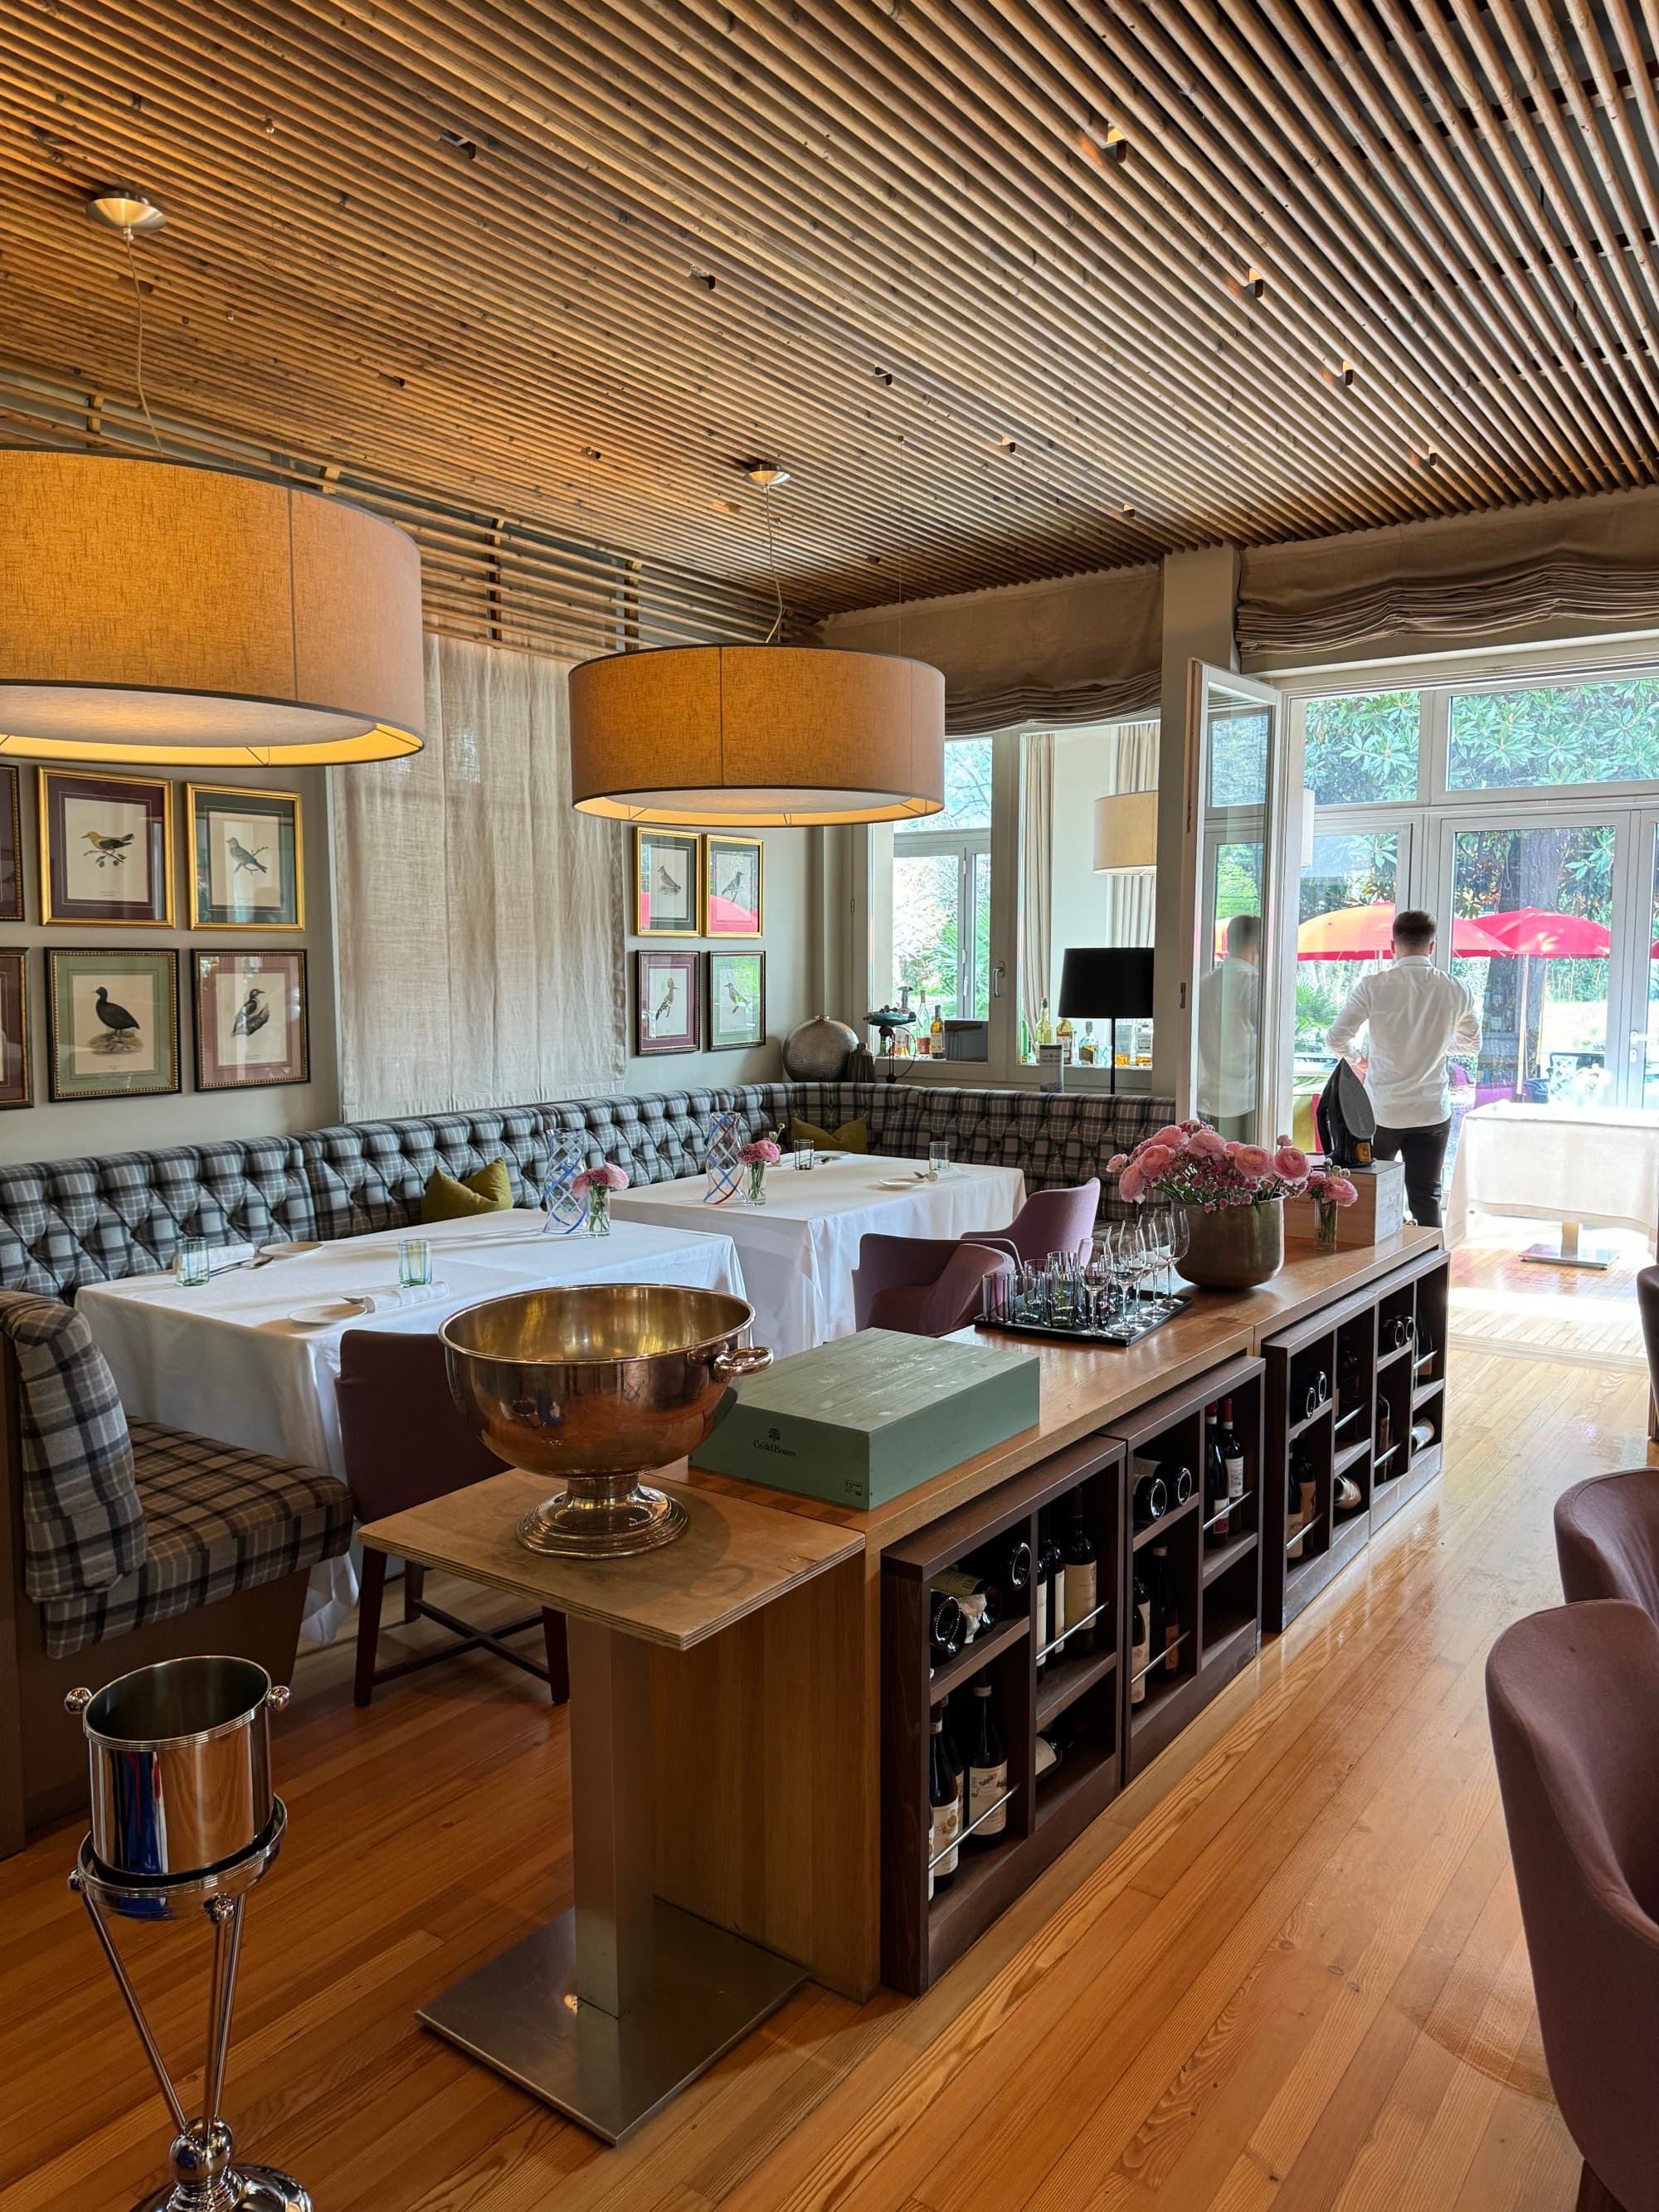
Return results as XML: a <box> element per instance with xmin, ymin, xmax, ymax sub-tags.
<box><xmin>1057</xmin><ymin>947</ymin><xmax>1155</xmax><ymax>1021</ymax></box>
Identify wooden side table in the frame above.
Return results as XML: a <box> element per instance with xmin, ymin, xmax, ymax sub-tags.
<box><xmin>362</xmin><ymin>1466</ymin><xmax>861</xmax><ymax>2144</ymax></box>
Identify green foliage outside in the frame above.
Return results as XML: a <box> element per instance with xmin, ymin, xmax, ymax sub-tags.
<box><xmin>1304</xmin><ymin>693</ymin><xmax>1419</xmax><ymax>804</ymax></box>
<box><xmin>1449</xmin><ymin>679</ymin><xmax>1659</xmax><ymax>790</ymax></box>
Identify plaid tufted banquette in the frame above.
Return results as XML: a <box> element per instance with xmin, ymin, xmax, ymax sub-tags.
<box><xmin>0</xmin><ymin>1082</ymin><xmax>1174</xmax><ymax>1301</ymax></box>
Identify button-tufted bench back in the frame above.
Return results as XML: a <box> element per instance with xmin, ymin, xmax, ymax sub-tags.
<box><xmin>0</xmin><ymin>1081</ymin><xmax>1172</xmax><ymax>1300</ymax></box>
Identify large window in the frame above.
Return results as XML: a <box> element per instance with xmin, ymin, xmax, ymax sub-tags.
<box><xmin>889</xmin><ymin>737</ymin><xmax>992</xmax><ymax>1023</ymax></box>
<box><xmin>1303</xmin><ymin>691</ymin><xmax>1418</xmax><ymax>805</ymax></box>
<box><xmin>1447</xmin><ymin>676</ymin><xmax>1659</xmax><ymax>791</ymax></box>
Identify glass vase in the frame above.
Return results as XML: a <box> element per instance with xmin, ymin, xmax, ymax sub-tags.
<box><xmin>586</xmin><ymin>1186</ymin><xmax>611</xmax><ymax>1237</ymax></box>
<box><xmin>541</xmin><ymin>1131</ymin><xmax>587</xmax><ymax>1237</ymax></box>
<box><xmin>704</xmin><ymin>1111</ymin><xmax>742</xmax><ymax>1205</ymax></box>
<box><xmin>745</xmin><ymin>1160</ymin><xmax>767</xmax><ymax>1206</ymax></box>
<box><xmin>1316</xmin><ymin>1197</ymin><xmax>1340</xmax><ymax>1250</ymax></box>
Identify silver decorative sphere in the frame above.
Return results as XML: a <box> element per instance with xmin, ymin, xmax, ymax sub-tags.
<box><xmin>782</xmin><ymin>1014</ymin><xmax>860</xmax><ymax>1081</ymax></box>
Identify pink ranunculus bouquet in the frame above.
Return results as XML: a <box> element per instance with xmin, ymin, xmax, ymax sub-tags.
<box><xmin>738</xmin><ymin>1139</ymin><xmax>782</xmax><ymax>1168</ymax></box>
<box><xmin>572</xmin><ymin>1162</ymin><xmax>630</xmax><ymax>1196</ymax></box>
<box><xmin>1107</xmin><ymin>1123</ymin><xmax>1352</xmax><ymax>1214</ymax></box>
<box><xmin>1304</xmin><ymin>1169</ymin><xmax>1359</xmax><ymax>1207</ymax></box>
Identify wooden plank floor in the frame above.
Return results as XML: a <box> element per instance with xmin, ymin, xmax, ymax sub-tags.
<box><xmin>1</xmin><ymin>1284</ymin><xmax>1648</xmax><ymax>2210</ymax></box>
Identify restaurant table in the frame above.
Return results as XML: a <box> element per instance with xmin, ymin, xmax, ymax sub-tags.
<box><xmin>1445</xmin><ymin>1101</ymin><xmax>1659</xmax><ymax>1263</ymax></box>
<box><xmin>606</xmin><ymin>1155</ymin><xmax>1026</xmax><ymax>1357</ymax></box>
<box><xmin>78</xmin><ymin>1209</ymin><xmax>747</xmax><ymax>1641</ymax></box>
<box><xmin>360</xmin><ymin>1466</ymin><xmax>861</xmax><ymax>2143</ymax></box>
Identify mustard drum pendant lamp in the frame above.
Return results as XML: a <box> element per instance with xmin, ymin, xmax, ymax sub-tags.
<box><xmin>0</xmin><ymin>452</ymin><xmax>426</xmax><ymax>766</ymax></box>
<box><xmin>568</xmin><ymin>642</ymin><xmax>946</xmax><ymax>827</ymax></box>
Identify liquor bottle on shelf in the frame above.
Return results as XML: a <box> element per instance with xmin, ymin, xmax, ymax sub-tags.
<box><xmin>1034</xmin><ymin>1511</ymin><xmax>1053</xmax><ymax>1677</ymax></box>
<box><xmin>1063</xmin><ymin>1490</ymin><xmax>1097</xmax><ymax>1655</ymax></box>
<box><xmin>1150</xmin><ymin>1539</ymin><xmax>1181</xmax><ymax>1680</ymax></box>
<box><xmin>1204</xmin><ymin>1404</ymin><xmax>1230</xmax><ymax>1544</ymax></box>
<box><xmin>1078</xmin><ymin>1021</ymin><xmax>1097</xmax><ymax>1066</ymax></box>
<box><xmin>1219</xmin><ymin>1398</ymin><xmax>1246</xmax><ymax>1519</ymax></box>
<box><xmin>1036</xmin><ymin>997</ymin><xmax>1054</xmax><ymax>1048</ymax></box>
<box><xmin>1130</xmin><ymin>1566</ymin><xmax>1151</xmax><ymax>1706</ymax></box>
<box><xmin>1287</xmin><ymin>1455</ymin><xmax>1307</xmax><ymax>1560</ymax></box>
<box><xmin>930</xmin><ymin>1004</ymin><xmax>945</xmax><ymax>1061</ymax></box>
<box><xmin>927</xmin><ymin>1713</ymin><xmax>960</xmax><ymax>1896</ymax></box>
<box><xmin>1056</xmin><ymin>1014</ymin><xmax>1074</xmax><ymax>1063</ymax></box>
<box><xmin>1131</xmin><ymin>1458</ymin><xmax>1169</xmax><ymax>1529</ymax></box>
<box><xmin>1044</xmin><ymin>1512</ymin><xmax>1068</xmax><ymax>1656</ymax></box>
<box><xmin>929</xmin><ymin>1589</ymin><xmax>966</xmax><ymax>1661</ymax></box>
<box><xmin>929</xmin><ymin>1569</ymin><xmax>1002</xmax><ymax>1644</ymax></box>
<box><xmin>965</xmin><ymin>1677</ymin><xmax>1009</xmax><ymax>1848</ymax></box>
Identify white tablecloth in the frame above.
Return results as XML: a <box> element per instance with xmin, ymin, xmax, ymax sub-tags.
<box><xmin>79</xmin><ymin>1209</ymin><xmax>747</xmax><ymax>1641</ymax></box>
<box><xmin>1446</xmin><ymin>1101</ymin><xmax>1659</xmax><ymax>1250</ymax></box>
<box><xmin>608</xmin><ymin>1156</ymin><xmax>1025</xmax><ymax>1357</ymax></box>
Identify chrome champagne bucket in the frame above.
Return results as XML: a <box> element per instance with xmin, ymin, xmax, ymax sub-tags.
<box><xmin>68</xmin><ymin>1655</ymin><xmax>288</xmax><ymax>1883</ymax></box>
<box><xmin>442</xmin><ymin>1281</ymin><xmax>771</xmax><ymax>1557</ymax></box>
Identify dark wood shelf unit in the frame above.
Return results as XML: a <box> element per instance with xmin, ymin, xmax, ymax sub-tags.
<box><xmin>1263</xmin><ymin>1248</ymin><xmax>1450</xmax><ymax>1626</ymax></box>
<box><xmin>880</xmin><ymin>1433</ymin><xmax>1124</xmax><ymax>1996</ymax></box>
<box><xmin>1110</xmin><ymin>1354</ymin><xmax>1266</xmax><ymax>1787</ymax></box>
<box><xmin>1287</xmin><ymin>1397</ymin><xmax>1334</xmax><ymax>1445</ymax></box>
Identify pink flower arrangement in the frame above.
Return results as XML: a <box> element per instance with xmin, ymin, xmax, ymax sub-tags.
<box><xmin>738</xmin><ymin>1139</ymin><xmax>781</xmax><ymax>1167</ymax></box>
<box><xmin>1107</xmin><ymin>1123</ymin><xmax>1360</xmax><ymax>1215</ymax></box>
<box><xmin>572</xmin><ymin>1162</ymin><xmax>630</xmax><ymax>1196</ymax></box>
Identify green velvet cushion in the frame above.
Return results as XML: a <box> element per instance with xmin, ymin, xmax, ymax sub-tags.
<box><xmin>788</xmin><ymin>1114</ymin><xmax>869</xmax><ymax>1155</ymax></box>
<box><xmin>421</xmin><ymin>1158</ymin><xmax>514</xmax><ymax>1222</ymax></box>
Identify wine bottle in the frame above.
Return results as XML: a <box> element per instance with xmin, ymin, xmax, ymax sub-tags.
<box><xmin>927</xmin><ymin>1712</ymin><xmax>959</xmax><ymax>1894</ymax></box>
<box><xmin>1295</xmin><ymin>1448</ymin><xmax>1317</xmax><ymax>1548</ymax></box>
<box><xmin>965</xmin><ymin>1678</ymin><xmax>1009</xmax><ymax>1847</ymax></box>
<box><xmin>1286</xmin><ymin>1454</ymin><xmax>1306</xmax><ymax>1559</ymax></box>
<box><xmin>1132</xmin><ymin>1460</ymin><xmax>1169</xmax><ymax>1529</ymax></box>
<box><xmin>961</xmin><ymin>1533</ymin><xmax>1032</xmax><ymax>1599</ymax></box>
<box><xmin>942</xmin><ymin>1701</ymin><xmax>966</xmax><ymax>1834</ymax></box>
<box><xmin>1376</xmin><ymin>1394</ymin><xmax>1394</xmax><ymax>1460</ymax></box>
<box><xmin>1035</xmin><ymin>1729</ymin><xmax>1063</xmax><ymax>1779</ymax></box>
<box><xmin>1335</xmin><ymin>1458</ymin><xmax>1362</xmax><ymax>1512</ymax></box>
<box><xmin>1043</xmin><ymin>1510</ymin><xmax>1068</xmax><ymax>1658</ymax></box>
<box><xmin>1219</xmin><ymin>1398</ymin><xmax>1246</xmax><ymax>1516</ymax></box>
<box><xmin>1409</xmin><ymin>1417</ymin><xmax>1436</xmax><ymax>1452</ymax></box>
<box><xmin>1151</xmin><ymin>1539</ymin><xmax>1180</xmax><ymax>1679</ymax></box>
<box><xmin>1063</xmin><ymin>1490</ymin><xmax>1097</xmax><ymax>1655</ymax></box>
<box><xmin>1034</xmin><ymin>1512</ymin><xmax>1053</xmax><ymax>1677</ymax></box>
<box><xmin>929</xmin><ymin>1589</ymin><xmax>966</xmax><ymax>1660</ymax></box>
<box><xmin>1170</xmin><ymin>1461</ymin><xmax>1195</xmax><ymax>1506</ymax></box>
<box><xmin>1204</xmin><ymin>1404</ymin><xmax>1229</xmax><ymax>1544</ymax></box>
<box><xmin>1130</xmin><ymin>1567</ymin><xmax>1151</xmax><ymax>1706</ymax></box>
<box><xmin>930</xmin><ymin>1569</ymin><xmax>1003</xmax><ymax>1643</ymax></box>
<box><xmin>1337</xmin><ymin>1339</ymin><xmax>1363</xmax><ymax>1421</ymax></box>
<box><xmin>931</xmin><ymin>1004</ymin><xmax>945</xmax><ymax>1060</ymax></box>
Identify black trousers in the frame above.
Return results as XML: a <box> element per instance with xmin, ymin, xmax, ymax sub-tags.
<box><xmin>1370</xmin><ymin>1117</ymin><xmax>1452</xmax><ymax>1228</ymax></box>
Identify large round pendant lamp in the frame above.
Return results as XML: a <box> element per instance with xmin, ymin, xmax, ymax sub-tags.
<box><xmin>568</xmin><ymin>642</ymin><xmax>946</xmax><ymax>826</ymax></box>
<box><xmin>0</xmin><ymin>452</ymin><xmax>425</xmax><ymax>766</ymax></box>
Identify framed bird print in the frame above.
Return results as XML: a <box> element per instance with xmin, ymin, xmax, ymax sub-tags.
<box><xmin>46</xmin><ymin>947</ymin><xmax>179</xmax><ymax>1101</ymax></box>
<box><xmin>187</xmin><ymin>785</ymin><xmax>304</xmax><ymax>930</ymax></box>
<box><xmin>194</xmin><ymin>950</ymin><xmax>309</xmax><ymax>1091</ymax></box>
<box><xmin>706</xmin><ymin>950</ymin><xmax>765</xmax><ymax>1050</ymax></box>
<box><xmin>635</xmin><ymin>948</ymin><xmax>698</xmax><ymax>1055</ymax></box>
<box><xmin>0</xmin><ymin>950</ymin><xmax>30</xmax><ymax>1109</ymax></box>
<box><xmin>634</xmin><ymin>827</ymin><xmax>701</xmax><ymax>937</ymax></box>
<box><xmin>703</xmin><ymin>834</ymin><xmax>763</xmax><ymax>936</ymax></box>
<box><xmin>39</xmin><ymin>769</ymin><xmax>173</xmax><ymax>926</ymax></box>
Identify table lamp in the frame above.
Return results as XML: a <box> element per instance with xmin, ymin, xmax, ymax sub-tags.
<box><xmin>1057</xmin><ymin>948</ymin><xmax>1155</xmax><ymax>1095</ymax></box>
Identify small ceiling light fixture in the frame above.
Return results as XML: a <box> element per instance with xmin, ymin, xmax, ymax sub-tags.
<box><xmin>85</xmin><ymin>187</ymin><xmax>166</xmax><ymax>238</ymax></box>
<box><xmin>1243</xmin><ymin>267</ymin><xmax>1267</xmax><ymax>299</ymax></box>
<box><xmin>569</xmin><ymin>461</ymin><xmax>942</xmax><ymax>827</ymax></box>
<box><xmin>1104</xmin><ymin>125</ymin><xmax>1129</xmax><ymax>162</ymax></box>
<box><xmin>1340</xmin><ymin>360</ymin><xmax>1357</xmax><ymax>387</ymax></box>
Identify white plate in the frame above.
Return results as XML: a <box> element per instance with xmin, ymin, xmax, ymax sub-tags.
<box><xmin>877</xmin><ymin>1174</ymin><xmax>931</xmax><ymax>1189</ymax></box>
<box><xmin>286</xmin><ymin>1296</ymin><xmax>371</xmax><ymax>1327</ymax></box>
<box><xmin>264</xmin><ymin>1241</ymin><xmax>323</xmax><ymax>1259</ymax></box>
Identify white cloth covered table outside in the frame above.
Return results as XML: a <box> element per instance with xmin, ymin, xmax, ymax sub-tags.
<box><xmin>1445</xmin><ymin>1101</ymin><xmax>1659</xmax><ymax>1251</ymax></box>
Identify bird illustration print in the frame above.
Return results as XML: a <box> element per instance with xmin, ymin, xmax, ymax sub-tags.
<box><xmin>231</xmin><ymin>987</ymin><xmax>269</xmax><ymax>1040</ymax></box>
<box><xmin>80</xmin><ymin>829</ymin><xmax>134</xmax><ymax>870</ymax></box>
<box><xmin>722</xmin><ymin>970</ymin><xmax>753</xmax><ymax>1018</ymax></box>
<box><xmin>226</xmin><ymin>835</ymin><xmax>270</xmax><ymax>882</ymax></box>
<box><xmin>652</xmin><ymin>971</ymin><xmax>679</xmax><ymax>1031</ymax></box>
<box><xmin>90</xmin><ymin>984</ymin><xmax>142</xmax><ymax>1053</ymax></box>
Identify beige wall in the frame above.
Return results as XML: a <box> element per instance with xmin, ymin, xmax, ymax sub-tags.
<box><xmin>0</xmin><ymin>761</ymin><xmax>338</xmax><ymax>1168</ymax></box>
<box><xmin>623</xmin><ymin>824</ymin><xmax>814</xmax><ymax>1096</ymax></box>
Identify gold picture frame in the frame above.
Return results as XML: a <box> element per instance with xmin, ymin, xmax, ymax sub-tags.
<box><xmin>187</xmin><ymin>784</ymin><xmax>305</xmax><ymax>930</ymax></box>
<box><xmin>633</xmin><ymin>825</ymin><xmax>703</xmax><ymax>937</ymax></box>
<box><xmin>38</xmin><ymin>767</ymin><xmax>175</xmax><ymax>927</ymax></box>
<box><xmin>703</xmin><ymin>834</ymin><xmax>763</xmax><ymax>936</ymax></box>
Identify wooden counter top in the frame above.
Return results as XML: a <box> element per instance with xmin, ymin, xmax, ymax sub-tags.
<box><xmin>360</xmin><ymin>1467</ymin><xmax>862</xmax><ymax>1650</ymax></box>
<box><xmin>688</xmin><ymin>1228</ymin><xmax>1441</xmax><ymax>1556</ymax></box>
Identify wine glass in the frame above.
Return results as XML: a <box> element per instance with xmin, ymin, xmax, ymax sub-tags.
<box><xmin>1165</xmin><ymin>1205</ymin><xmax>1191</xmax><ymax>1300</ymax></box>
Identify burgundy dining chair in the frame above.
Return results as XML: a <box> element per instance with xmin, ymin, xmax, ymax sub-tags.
<box><xmin>852</xmin><ymin>1234</ymin><xmax>1015</xmax><ymax>1338</ymax></box>
<box><xmin>1486</xmin><ymin>1600</ymin><xmax>1659</xmax><ymax>2212</ymax></box>
<box><xmin>956</xmin><ymin>1179</ymin><xmax>1101</xmax><ymax>1269</ymax></box>
<box><xmin>335</xmin><ymin>1329</ymin><xmax>568</xmax><ymax>1709</ymax></box>
<box><xmin>1555</xmin><ymin>1469</ymin><xmax>1659</xmax><ymax>1623</ymax></box>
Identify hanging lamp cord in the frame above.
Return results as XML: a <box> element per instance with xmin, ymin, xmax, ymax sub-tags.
<box><xmin>761</xmin><ymin>477</ymin><xmax>784</xmax><ymax>644</ymax></box>
<box><xmin>123</xmin><ymin>232</ymin><xmax>164</xmax><ymax>455</ymax></box>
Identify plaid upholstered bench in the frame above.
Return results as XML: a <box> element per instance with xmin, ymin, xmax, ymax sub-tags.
<box><xmin>0</xmin><ymin>1291</ymin><xmax>353</xmax><ymax>1853</ymax></box>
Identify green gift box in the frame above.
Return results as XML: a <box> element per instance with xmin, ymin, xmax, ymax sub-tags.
<box><xmin>690</xmin><ymin>1329</ymin><xmax>1041</xmax><ymax>1510</ymax></box>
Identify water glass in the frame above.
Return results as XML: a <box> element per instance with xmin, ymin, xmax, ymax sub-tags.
<box><xmin>174</xmin><ymin>1235</ymin><xmax>210</xmax><ymax>1288</ymax></box>
<box><xmin>928</xmin><ymin>1139</ymin><xmax>951</xmax><ymax>1179</ymax></box>
<box><xmin>397</xmin><ymin>1237</ymin><xmax>433</xmax><ymax>1289</ymax></box>
<box><xmin>793</xmin><ymin>1139</ymin><xmax>815</xmax><ymax>1173</ymax></box>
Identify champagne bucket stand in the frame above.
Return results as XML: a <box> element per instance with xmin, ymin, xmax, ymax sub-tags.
<box><xmin>64</xmin><ymin>1658</ymin><xmax>307</xmax><ymax>2212</ymax></box>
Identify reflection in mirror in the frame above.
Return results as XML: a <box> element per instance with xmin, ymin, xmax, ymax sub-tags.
<box><xmin>1193</xmin><ymin>682</ymin><xmax>1279</xmax><ymax>1145</ymax></box>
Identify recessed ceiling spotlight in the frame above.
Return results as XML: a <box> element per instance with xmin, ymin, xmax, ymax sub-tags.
<box><xmin>85</xmin><ymin>188</ymin><xmax>165</xmax><ymax>239</ymax></box>
<box><xmin>993</xmin><ymin>435</ymin><xmax>1018</xmax><ymax>452</ymax></box>
<box><xmin>1121</xmin><ymin>502</ymin><xmax>1137</xmax><ymax>518</ymax></box>
<box><xmin>1105</xmin><ymin>125</ymin><xmax>1128</xmax><ymax>162</ymax></box>
<box><xmin>740</xmin><ymin>460</ymin><xmax>791</xmax><ymax>489</ymax></box>
<box><xmin>1243</xmin><ymin>267</ymin><xmax>1267</xmax><ymax>299</ymax></box>
<box><xmin>872</xmin><ymin>368</ymin><xmax>893</xmax><ymax>386</ymax></box>
<box><xmin>1339</xmin><ymin>361</ymin><xmax>1356</xmax><ymax>386</ymax></box>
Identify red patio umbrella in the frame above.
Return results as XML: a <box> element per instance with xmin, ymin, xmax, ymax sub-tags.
<box><xmin>1480</xmin><ymin>907</ymin><xmax>1611</xmax><ymax>958</ymax></box>
<box><xmin>1295</xmin><ymin>902</ymin><xmax>1506</xmax><ymax>959</ymax></box>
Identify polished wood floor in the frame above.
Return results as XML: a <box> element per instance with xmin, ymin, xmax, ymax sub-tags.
<box><xmin>2</xmin><ymin>1237</ymin><xmax>1650</xmax><ymax>2212</ymax></box>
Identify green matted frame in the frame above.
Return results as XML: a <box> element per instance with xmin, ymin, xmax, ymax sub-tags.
<box><xmin>46</xmin><ymin>946</ymin><xmax>180</xmax><ymax>1102</ymax></box>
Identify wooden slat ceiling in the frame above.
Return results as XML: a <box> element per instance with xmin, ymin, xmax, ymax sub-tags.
<box><xmin>2</xmin><ymin>0</ymin><xmax>1659</xmax><ymax>628</ymax></box>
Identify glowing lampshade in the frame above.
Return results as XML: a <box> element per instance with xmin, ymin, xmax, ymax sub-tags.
<box><xmin>568</xmin><ymin>643</ymin><xmax>945</xmax><ymax>826</ymax></box>
<box><xmin>1092</xmin><ymin>789</ymin><xmax>1158</xmax><ymax>872</ymax></box>
<box><xmin>0</xmin><ymin>452</ymin><xmax>425</xmax><ymax>765</ymax></box>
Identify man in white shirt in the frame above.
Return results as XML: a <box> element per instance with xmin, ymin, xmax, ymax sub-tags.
<box><xmin>1196</xmin><ymin>913</ymin><xmax>1261</xmax><ymax>1140</ymax></box>
<box><xmin>1326</xmin><ymin>908</ymin><xmax>1481</xmax><ymax>1228</ymax></box>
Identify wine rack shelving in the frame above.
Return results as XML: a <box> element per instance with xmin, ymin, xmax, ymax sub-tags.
<box><xmin>1262</xmin><ymin>1248</ymin><xmax>1450</xmax><ymax>1631</ymax></box>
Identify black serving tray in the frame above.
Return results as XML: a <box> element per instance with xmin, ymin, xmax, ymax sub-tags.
<box><xmin>974</xmin><ymin>1292</ymin><xmax>1194</xmax><ymax>1350</ymax></box>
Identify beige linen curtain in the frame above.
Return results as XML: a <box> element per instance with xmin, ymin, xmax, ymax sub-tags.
<box><xmin>1021</xmin><ymin>732</ymin><xmax>1054</xmax><ymax>1026</ymax></box>
<box><xmin>332</xmin><ymin>634</ymin><xmax>626</xmax><ymax>1120</ymax></box>
<box><xmin>1101</xmin><ymin>720</ymin><xmax>1158</xmax><ymax>947</ymax></box>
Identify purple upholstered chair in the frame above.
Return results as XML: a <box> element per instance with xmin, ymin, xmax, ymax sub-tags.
<box><xmin>1486</xmin><ymin>1601</ymin><xmax>1659</xmax><ymax>2212</ymax></box>
<box><xmin>956</xmin><ymin>1179</ymin><xmax>1101</xmax><ymax>1270</ymax></box>
<box><xmin>853</xmin><ymin>1235</ymin><xmax>1015</xmax><ymax>1339</ymax></box>
<box><xmin>1556</xmin><ymin>1470</ymin><xmax>1659</xmax><ymax>1624</ymax></box>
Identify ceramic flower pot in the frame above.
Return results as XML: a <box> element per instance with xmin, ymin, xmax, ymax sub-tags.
<box><xmin>1175</xmin><ymin>1198</ymin><xmax>1284</xmax><ymax>1290</ymax></box>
